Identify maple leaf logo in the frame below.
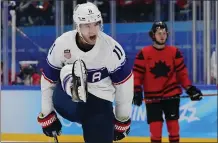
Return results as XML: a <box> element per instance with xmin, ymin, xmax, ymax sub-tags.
<box><xmin>150</xmin><ymin>60</ymin><xmax>171</xmax><ymax>78</ymax></box>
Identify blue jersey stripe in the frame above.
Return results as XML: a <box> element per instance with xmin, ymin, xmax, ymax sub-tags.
<box><xmin>63</xmin><ymin>74</ymin><xmax>72</xmax><ymax>91</ymax></box>
<box><xmin>109</xmin><ymin>58</ymin><xmax>132</xmax><ymax>84</ymax></box>
<box><xmin>46</xmin><ymin>58</ymin><xmax>62</xmax><ymax>70</ymax></box>
<box><xmin>42</xmin><ymin>61</ymin><xmax>61</xmax><ymax>82</ymax></box>
<box><xmin>87</xmin><ymin>67</ymin><xmax>109</xmax><ymax>83</ymax></box>
<box><xmin>110</xmin><ymin>58</ymin><xmax>127</xmax><ymax>73</ymax></box>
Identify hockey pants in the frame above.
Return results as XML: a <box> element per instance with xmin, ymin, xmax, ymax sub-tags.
<box><xmin>52</xmin><ymin>82</ymin><xmax>114</xmax><ymax>143</ymax></box>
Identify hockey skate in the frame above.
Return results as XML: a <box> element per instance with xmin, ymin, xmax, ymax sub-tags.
<box><xmin>71</xmin><ymin>59</ymin><xmax>88</xmax><ymax>102</ymax></box>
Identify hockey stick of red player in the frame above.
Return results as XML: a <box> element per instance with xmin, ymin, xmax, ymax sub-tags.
<box><xmin>52</xmin><ymin>132</ymin><xmax>59</xmax><ymax>143</ymax></box>
<box><xmin>144</xmin><ymin>93</ymin><xmax>217</xmax><ymax>102</ymax></box>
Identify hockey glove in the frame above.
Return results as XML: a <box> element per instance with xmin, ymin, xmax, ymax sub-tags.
<box><xmin>186</xmin><ymin>85</ymin><xmax>203</xmax><ymax>101</ymax></box>
<box><xmin>114</xmin><ymin>118</ymin><xmax>131</xmax><ymax>141</ymax></box>
<box><xmin>133</xmin><ymin>86</ymin><xmax>143</xmax><ymax>106</ymax></box>
<box><xmin>37</xmin><ymin>111</ymin><xmax>62</xmax><ymax>137</ymax></box>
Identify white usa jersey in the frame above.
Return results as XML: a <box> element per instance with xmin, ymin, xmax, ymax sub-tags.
<box><xmin>41</xmin><ymin>30</ymin><xmax>133</xmax><ymax>120</ymax></box>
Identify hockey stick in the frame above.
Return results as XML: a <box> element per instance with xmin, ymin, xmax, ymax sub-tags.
<box><xmin>52</xmin><ymin>132</ymin><xmax>59</xmax><ymax>143</ymax></box>
<box><xmin>144</xmin><ymin>93</ymin><xmax>217</xmax><ymax>102</ymax></box>
<box><xmin>13</xmin><ymin>25</ymin><xmax>47</xmax><ymax>54</ymax></box>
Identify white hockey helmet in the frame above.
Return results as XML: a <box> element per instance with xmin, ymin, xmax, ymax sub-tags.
<box><xmin>73</xmin><ymin>2</ymin><xmax>103</xmax><ymax>26</ymax></box>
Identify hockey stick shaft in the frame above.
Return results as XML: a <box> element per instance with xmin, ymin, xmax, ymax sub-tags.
<box><xmin>144</xmin><ymin>93</ymin><xmax>217</xmax><ymax>101</ymax></box>
<box><xmin>8</xmin><ymin>21</ymin><xmax>47</xmax><ymax>53</ymax></box>
<box><xmin>52</xmin><ymin>132</ymin><xmax>59</xmax><ymax>143</ymax></box>
<box><xmin>15</xmin><ymin>27</ymin><xmax>42</xmax><ymax>49</ymax></box>
<box><xmin>14</xmin><ymin>26</ymin><xmax>48</xmax><ymax>53</ymax></box>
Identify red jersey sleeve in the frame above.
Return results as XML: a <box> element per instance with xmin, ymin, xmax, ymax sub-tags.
<box><xmin>174</xmin><ymin>48</ymin><xmax>192</xmax><ymax>89</ymax></box>
<box><xmin>133</xmin><ymin>50</ymin><xmax>146</xmax><ymax>91</ymax></box>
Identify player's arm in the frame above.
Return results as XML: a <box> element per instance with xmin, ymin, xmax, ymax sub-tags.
<box><xmin>132</xmin><ymin>50</ymin><xmax>146</xmax><ymax>106</ymax></box>
<box><xmin>107</xmin><ymin>42</ymin><xmax>133</xmax><ymax>141</ymax></box>
<box><xmin>174</xmin><ymin>48</ymin><xmax>192</xmax><ymax>88</ymax></box>
<box><xmin>109</xmin><ymin>43</ymin><xmax>133</xmax><ymax>121</ymax></box>
<box><xmin>37</xmin><ymin>38</ymin><xmax>64</xmax><ymax>137</ymax></box>
<box><xmin>40</xmin><ymin>38</ymin><xmax>63</xmax><ymax>116</ymax></box>
<box><xmin>133</xmin><ymin>50</ymin><xmax>146</xmax><ymax>89</ymax></box>
<box><xmin>174</xmin><ymin>48</ymin><xmax>202</xmax><ymax>100</ymax></box>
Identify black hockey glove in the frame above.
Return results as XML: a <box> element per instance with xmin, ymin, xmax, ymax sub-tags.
<box><xmin>113</xmin><ymin>118</ymin><xmax>131</xmax><ymax>141</ymax></box>
<box><xmin>186</xmin><ymin>85</ymin><xmax>203</xmax><ymax>101</ymax></box>
<box><xmin>37</xmin><ymin>111</ymin><xmax>62</xmax><ymax>137</ymax></box>
<box><xmin>133</xmin><ymin>86</ymin><xmax>143</xmax><ymax>106</ymax></box>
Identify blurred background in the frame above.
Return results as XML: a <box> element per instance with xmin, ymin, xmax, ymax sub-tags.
<box><xmin>1</xmin><ymin>0</ymin><xmax>218</xmax><ymax>86</ymax></box>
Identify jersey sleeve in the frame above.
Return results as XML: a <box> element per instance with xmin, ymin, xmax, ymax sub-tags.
<box><xmin>41</xmin><ymin>38</ymin><xmax>63</xmax><ymax>83</ymax></box>
<box><xmin>107</xmin><ymin>41</ymin><xmax>133</xmax><ymax>121</ymax></box>
<box><xmin>174</xmin><ymin>48</ymin><xmax>192</xmax><ymax>89</ymax></box>
<box><xmin>133</xmin><ymin>49</ymin><xmax>146</xmax><ymax>91</ymax></box>
<box><xmin>40</xmin><ymin>38</ymin><xmax>64</xmax><ymax>116</ymax></box>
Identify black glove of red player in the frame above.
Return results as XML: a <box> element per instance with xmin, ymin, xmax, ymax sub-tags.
<box><xmin>37</xmin><ymin>111</ymin><xmax>62</xmax><ymax>137</ymax></box>
<box><xmin>133</xmin><ymin>86</ymin><xmax>143</xmax><ymax>106</ymax></box>
<box><xmin>186</xmin><ymin>85</ymin><xmax>203</xmax><ymax>101</ymax></box>
<box><xmin>113</xmin><ymin>118</ymin><xmax>131</xmax><ymax>141</ymax></box>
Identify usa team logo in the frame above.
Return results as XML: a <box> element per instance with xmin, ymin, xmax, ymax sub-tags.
<box><xmin>64</xmin><ymin>49</ymin><xmax>71</xmax><ymax>59</ymax></box>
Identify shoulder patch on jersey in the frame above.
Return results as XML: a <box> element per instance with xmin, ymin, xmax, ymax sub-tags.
<box><xmin>64</xmin><ymin>49</ymin><xmax>71</xmax><ymax>59</ymax></box>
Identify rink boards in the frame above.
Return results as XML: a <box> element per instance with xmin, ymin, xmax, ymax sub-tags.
<box><xmin>1</xmin><ymin>85</ymin><xmax>217</xmax><ymax>142</ymax></box>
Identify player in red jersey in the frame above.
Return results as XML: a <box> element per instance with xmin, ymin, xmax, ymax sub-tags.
<box><xmin>132</xmin><ymin>21</ymin><xmax>203</xmax><ymax>143</ymax></box>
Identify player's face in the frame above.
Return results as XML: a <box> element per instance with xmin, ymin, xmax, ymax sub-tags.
<box><xmin>154</xmin><ymin>28</ymin><xmax>167</xmax><ymax>44</ymax></box>
<box><xmin>79</xmin><ymin>21</ymin><xmax>101</xmax><ymax>45</ymax></box>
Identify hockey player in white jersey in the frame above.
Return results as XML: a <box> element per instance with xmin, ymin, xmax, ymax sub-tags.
<box><xmin>37</xmin><ymin>2</ymin><xmax>134</xmax><ymax>143</ymax></box>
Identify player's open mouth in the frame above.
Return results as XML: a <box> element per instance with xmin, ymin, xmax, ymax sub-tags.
<box><xmin>90</xmin><ymin>35</ymin><xmax>96</xmax><ymax>40</ymax></box>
